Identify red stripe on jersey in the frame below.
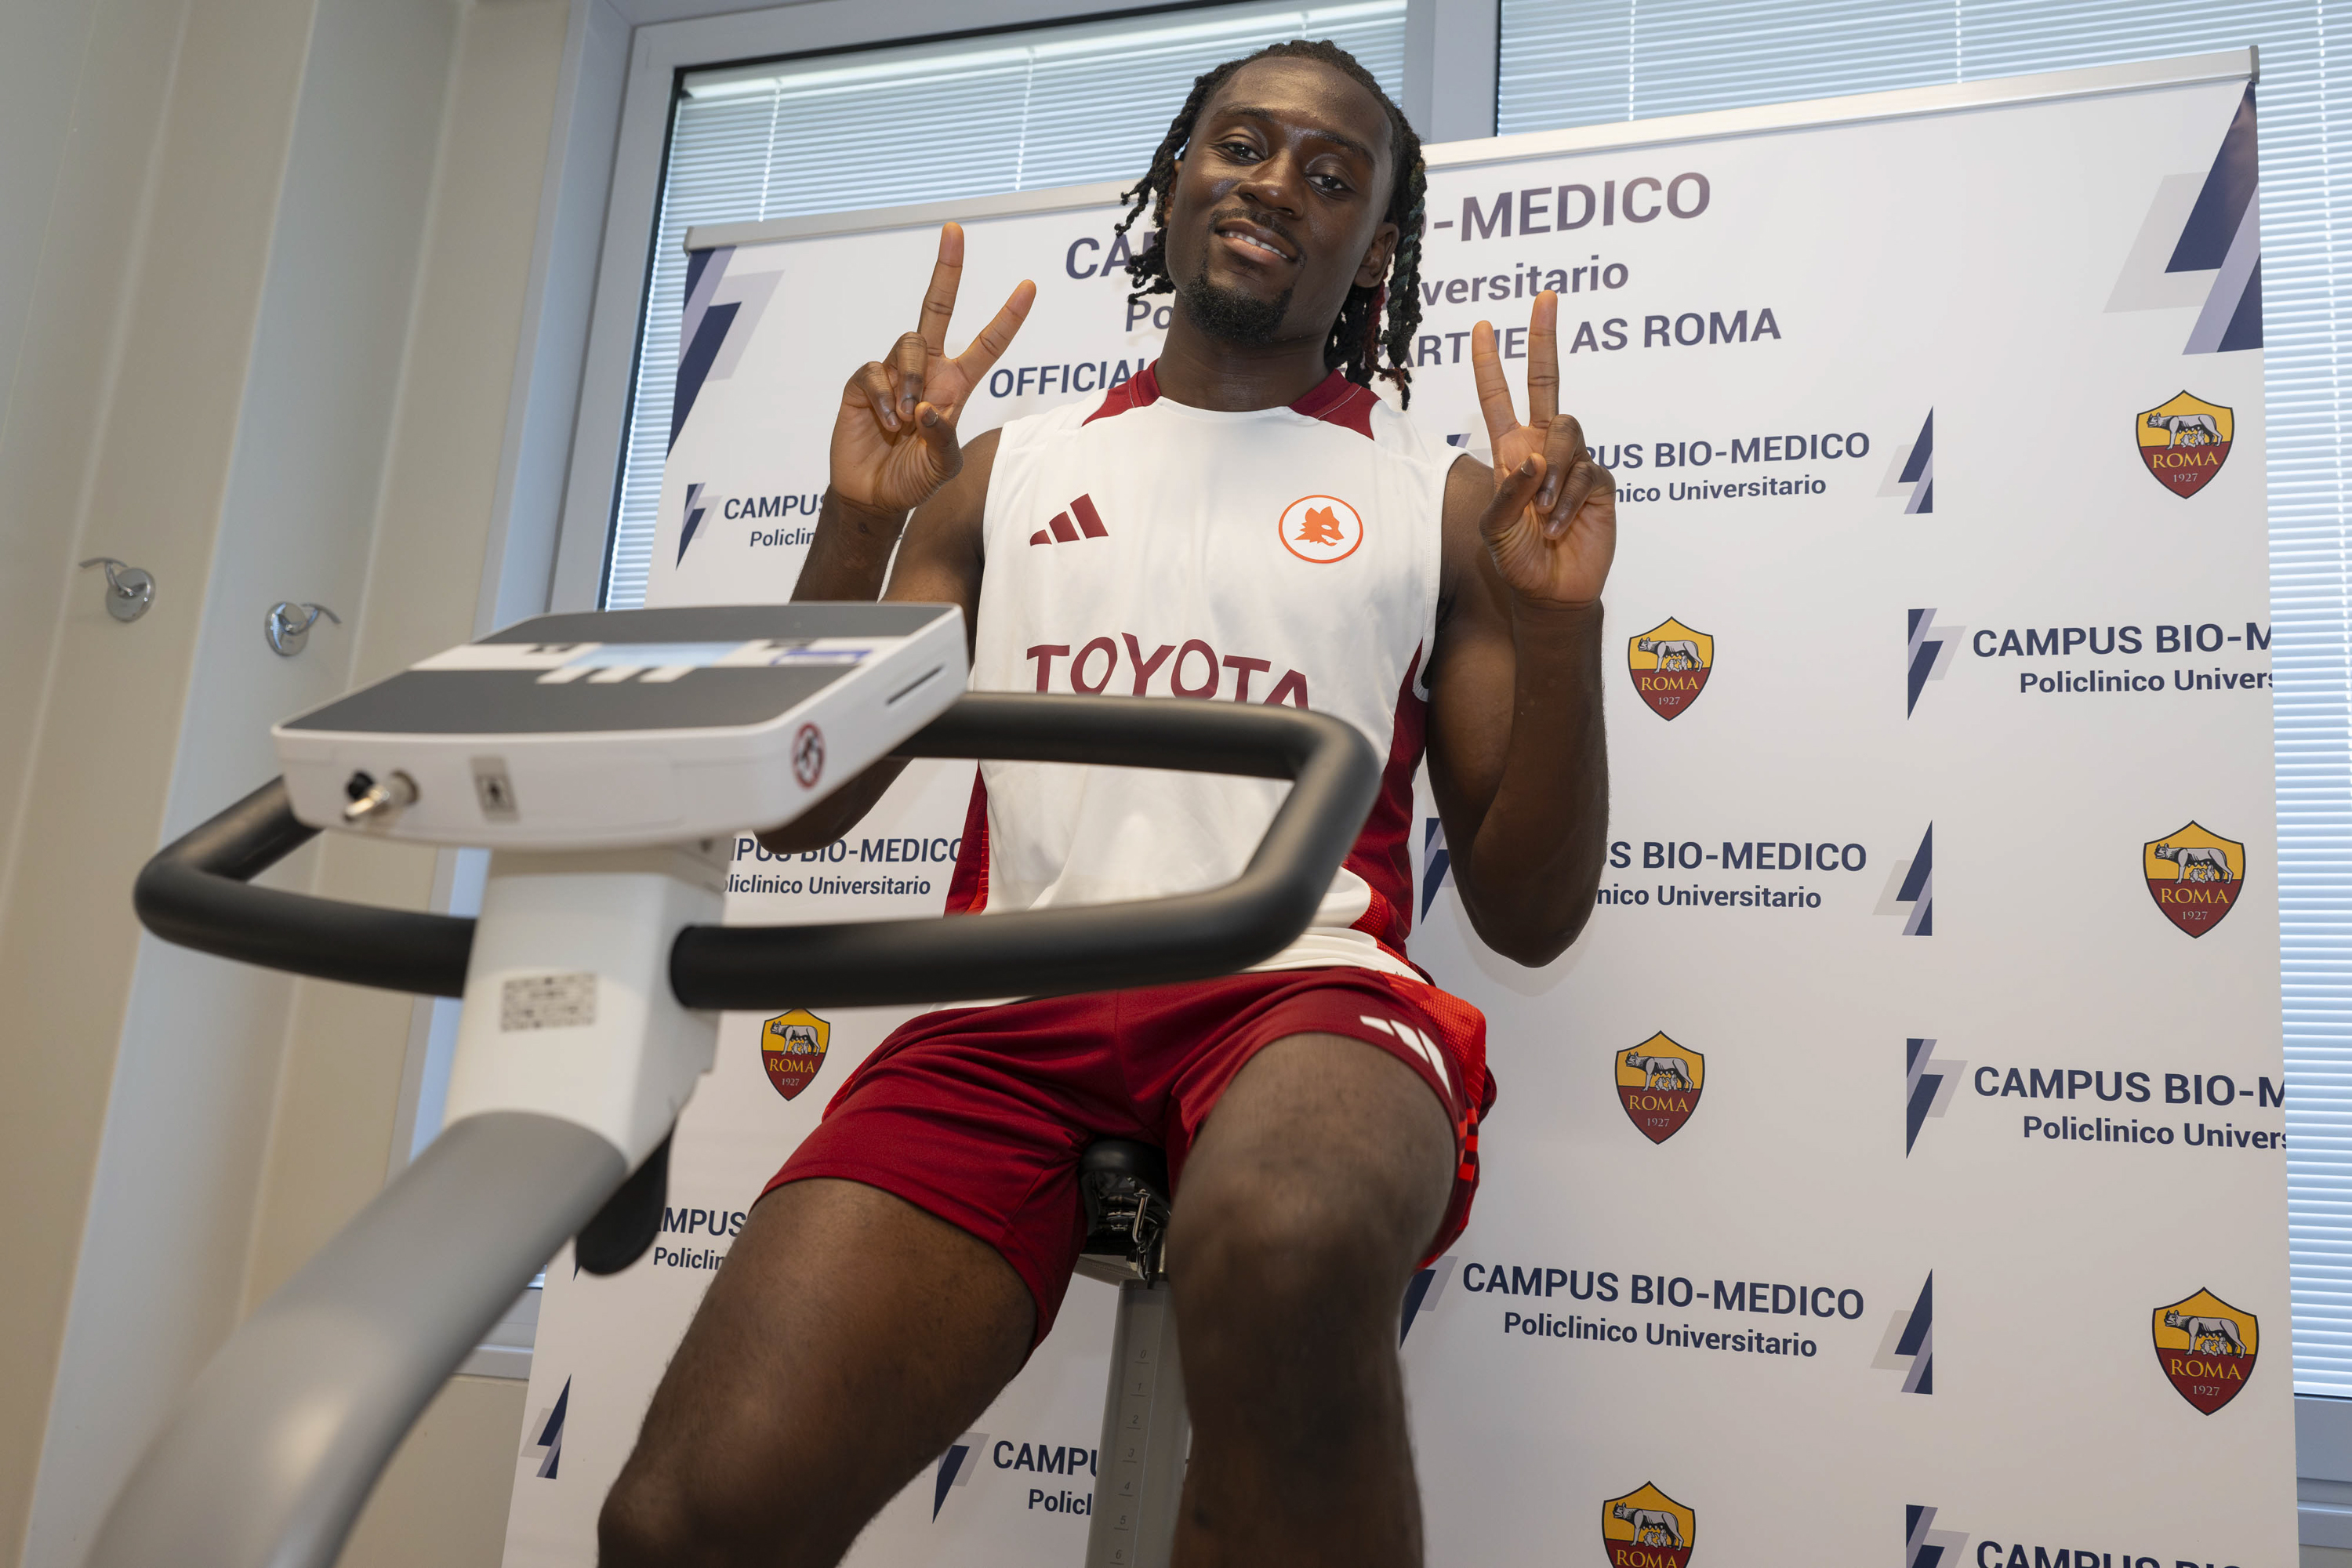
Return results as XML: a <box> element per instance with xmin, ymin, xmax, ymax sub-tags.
<box><xmin>1071</xmin><ymin>493</ymin><xmax>1109</xmax><ymax>537</ymax></box>
<box><xmin>1085</xmin><ymin>362</ymin><xmax>1374</xmax><ymax>438</ymax></box>
<box><xmin>944</xmin><ymin>771</ymin><xmax>992</xmax><ymax>914</ymax></box>
<box><xmin>1047</xmin><ymin>511</ymin><xmax>1079</xmax><ymax>543</ymax></box>
<box><xmin>1288</xmin><ymin>370</ymin><xmax>1380</xmax><ymax>440</ymax></box>
<box><xmin>1344</xmin><ymin>647</ymin><xmax>1428</xmax><ymax>956</ymax></box>
<box><xmin>1083</xmin><ymin>362</ymin><xmax>1163</xmax><ymax>424</ymax></box>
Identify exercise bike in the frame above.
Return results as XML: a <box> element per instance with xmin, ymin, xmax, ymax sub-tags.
<box><xmin>86</xmin><ymin>601</ymin><xmax>1378</xmax><ymax>1568</ymax></box>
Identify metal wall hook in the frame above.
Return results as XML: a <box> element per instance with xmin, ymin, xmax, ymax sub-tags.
<box><xmin>78</xmin><ymin>557</ymin><xmax>155</xmax><ymax>622</ymax></box>
<box><xmin>265</xmin><ymin>601</ymin><xmax>341</xmax><ymax>657</ymax></box>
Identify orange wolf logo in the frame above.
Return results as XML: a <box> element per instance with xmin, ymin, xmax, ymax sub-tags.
<box><xmin>1277</xmin><ymin>494</ymin><xmax>1364</xmax><ymax>563</ymax></box>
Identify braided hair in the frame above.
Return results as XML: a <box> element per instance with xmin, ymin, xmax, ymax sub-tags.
<box><xmin>1113</xmin><ymin>39</ymin><xmax>1427</xmax><ymax>406</ymax></box>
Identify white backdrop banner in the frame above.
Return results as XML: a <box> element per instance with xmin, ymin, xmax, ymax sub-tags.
<box><xmin>504</xmin><ymin>54</ymin><xmax>2288</xmax><ymax>1568</ymax></box>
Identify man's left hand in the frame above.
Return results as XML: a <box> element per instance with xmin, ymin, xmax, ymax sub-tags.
<box><xmin>1469</xmin><ymin>292</ymin><xmax>1617</xmax><ymax>611</ymax></box>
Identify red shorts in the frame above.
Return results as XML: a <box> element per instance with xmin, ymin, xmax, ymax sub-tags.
<box><xmin>767</xmin><ymin>967</ymin><xmax>1493</xmax><ymax>1340</ymax></box>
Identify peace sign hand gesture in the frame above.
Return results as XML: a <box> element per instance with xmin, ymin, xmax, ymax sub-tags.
<box><xmin>1470</xmin><ymin>292</ymin><xmax>1617</xmax><ymax>610</ymax></box>
<box><xmin>833</xmin><ymin>223</ymin><xmax>1036</xmax><ymax>515</ymax></box>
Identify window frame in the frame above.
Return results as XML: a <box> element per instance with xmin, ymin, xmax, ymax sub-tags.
<box><xmin>535</xmin><ymin>0</ymin><xmax>1499</xmax><ymax>618</ymax></box>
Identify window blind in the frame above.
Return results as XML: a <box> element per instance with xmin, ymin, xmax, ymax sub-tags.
<box><xmin>601</xmin><ymin>0</ymin><xmax>1407</xmax><ymax>611</ymax></box>
<box><xmin>1501</xmin><ymin>0</ymin><xmax>2352</xmax><ymax>1396</ymax></box>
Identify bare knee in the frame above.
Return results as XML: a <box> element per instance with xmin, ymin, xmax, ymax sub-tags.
<box><xmin>596</xmin><ymin>1178</ymin><xmax>1033</xmax><ymax>1567</ymax></box>
<box><xmin>1173</xmin><ymin>1173</ymin><xmax>1419</xmax><ymax>1335</ymax></box>
<box><xmin>601</xmin><ymin>1456</ymin><xmax>771</xmax><ymax>1568</ymax></box>
<box><xmin>1168</xmin><ymin>1177</ymin><xmax>1422</xmax><ymax>1472</ymax></box>
<box><xmin>1171</xmin><ymin>1034</ymin><xmax>1452</xmax><ymax>1325</ymax></box>
<box><xmin>599</xmin><ymin>1461</ymin><xmax>700</xmax><ymax>1568</ymax></box>
<box><xmin>598</xmin><ymin>1464</ymin><xmax>696</xmax><ymax>1568</ymax></box>
<box><xmin>600</xmin><ymin>1451</ymin><xmax>849</xmax><ymax>1568</ymax></box>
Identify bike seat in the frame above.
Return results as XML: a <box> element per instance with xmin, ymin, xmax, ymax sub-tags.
<box><xmin>1075</xmin><ymin>1138</ymin><xmax>1171</xmax><ymax>1287</ymax></box>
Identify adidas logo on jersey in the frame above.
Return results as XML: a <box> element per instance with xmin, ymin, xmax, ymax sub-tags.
<box><xmin>1030</xmin><ymin>494</ymin><xmax>1109</xmax><ymax>546</ymax></box>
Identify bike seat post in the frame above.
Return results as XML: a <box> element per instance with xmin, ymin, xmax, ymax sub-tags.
<box><xmin>1076</xmin><ymin>1142</ymin><xmax>1186</xmax><ymax>1568</ymax></box>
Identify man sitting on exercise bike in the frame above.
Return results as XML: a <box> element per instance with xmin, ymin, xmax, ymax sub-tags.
<box><xmin>601</xmin><ymin>38</ymin><xmax>1615</xmax><ymax>1568</ymax></box>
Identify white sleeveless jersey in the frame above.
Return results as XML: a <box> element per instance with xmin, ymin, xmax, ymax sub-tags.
<box><xmin>943</xmin><ymin>363</ymin><xmax>1452</xmax><ymax>982</ymax></box>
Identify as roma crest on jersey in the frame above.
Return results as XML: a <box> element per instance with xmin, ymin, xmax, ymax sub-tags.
<box><xmin>760</xmin><ymin>1008</ymin><xmax>830</xmax><ymax>1102</ymax></box>
<box><xmin>1617</xmin><ymin>1033</ymin><xmax>1704</xmax><ymax>1144</ymax></box>
<box><xmin>2143</xmin><ymin>822</ymin><xmax>2246</xmax><ymax>938</ymax></box>
<box><xmin>2151</xmin><ymin>1289</ymin><xmax>2258</xmax><ymax>1414</ymax></box>
<box><xmin>1277</xmin><ymin>494</ymin><xmax>1364</xmax><ymax>563</ymax></box>
<box><xmin>1628</xmin><ymin>618</ymin><xmax>1712</xmax><ymax>720</ymax></box>
<box><xmin>1602</xmin><ymin>1483</ymin><xmax>1695</xmax><ymax>1568</ymax></box>
<box><xmin>2136</xmin><ymin>392</ymin><xmax>2234</xmax><ymax>498</ymax></box>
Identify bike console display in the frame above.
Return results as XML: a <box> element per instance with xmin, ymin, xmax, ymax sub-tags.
<box><xmin>274</xmin><ymin>604</ymin><xmax>967</xmax><ymax>848</ymax></box>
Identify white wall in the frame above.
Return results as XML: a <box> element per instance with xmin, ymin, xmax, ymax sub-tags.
<box><xmin>0</xmin><ymin>0</ymin><xmax>576</xmax><ymax>1563</ymax></box>
<box><xmin>0</xmin><ymin>0</ymin><xmax>321</xmax><ymax>1548</ymax></box>
<box><xmin>21</xmin><ymin>0</ymin><xmax>462</xmax><ymax>1556</ymax></box>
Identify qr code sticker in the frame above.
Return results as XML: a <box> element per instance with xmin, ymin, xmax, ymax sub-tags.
<box><xmin>500</xmin><ymin>971</ymin><xmax>597</xmax><ymax>1032</ymax></box>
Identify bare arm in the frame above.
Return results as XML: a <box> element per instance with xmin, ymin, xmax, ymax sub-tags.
<box><xmin>1424</xmin><ymin>292</ymin><xmax>1617</xmax><ymax>966</ymax></box>
<box><xmin>753</xmin><ymin>223</ymin><xmax>1031</xmax><ymax>853</ymax></box>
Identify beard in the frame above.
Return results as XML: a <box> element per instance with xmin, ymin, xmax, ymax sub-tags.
<box><xmin>1177</xmin><ymin>259</ymin><xmax>1294</xmax><ymax>344</ymax></box>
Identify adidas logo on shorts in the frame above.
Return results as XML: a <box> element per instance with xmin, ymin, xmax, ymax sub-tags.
<box><xmin>1359</xmin><ymin>1014</ymin><xmax>1456</xmax><ymax>1110</ymax></box>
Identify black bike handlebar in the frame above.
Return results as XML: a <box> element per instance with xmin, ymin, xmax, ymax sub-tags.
<box><xmin>133</xmin><ymin>695</ymin><xmax>1382</xmax><ymax>1007</ymax></box>
<box><xmin>673</xmin><ymin>694</ymin><xmax>1380</xmax><ymax>1006</ymax></box>
<box><xmin>134</xmin><ymin>779</ymin><xmax>476</xmax><ymax>996</ymax></box>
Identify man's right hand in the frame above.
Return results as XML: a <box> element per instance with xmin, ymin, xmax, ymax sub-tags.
<box><xmin>833</xmin><ymin>222</ymin><xmax>1035</xmax><ymax>516</ymax></box>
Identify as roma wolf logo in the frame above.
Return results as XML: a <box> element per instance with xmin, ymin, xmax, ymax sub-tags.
<box><xmin>1617</xmin><ymin>1033</ymin><xmax>1704</xmax><ymax>1144</ymax></box>
<box><xmin>2136</xmin><ymin>392</ymin><xmax>2234</xmax><ymax>499</ymax></box>
<box><xmin>1602</xmin><ymin>1483</ymin><xmax>1694</xmax><ymax>1567</ymax></box>
<box><xmin>2143</xmin><ymin>822</ymin><xmax>2246</xmax><ymax>938</ymax></box>
<box><xmin>1628</xmin><ymin>618</ymin><xmax>1712</xmax><ymax>720</ymax></box>
<box><xmin>2151</xmin><ymin>1289</ymin><xmax>2258</xmax><ymax>1414</ymax></box>
<box><xmin>1277</xmin><ymin>494</ymin><xmax>1364</xmax><ymax>563</ymax></box>
<box><xmin>760</xmin><ymin>1008</ymin><xmax>829</xmax><ymax>1102</ymax></box>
